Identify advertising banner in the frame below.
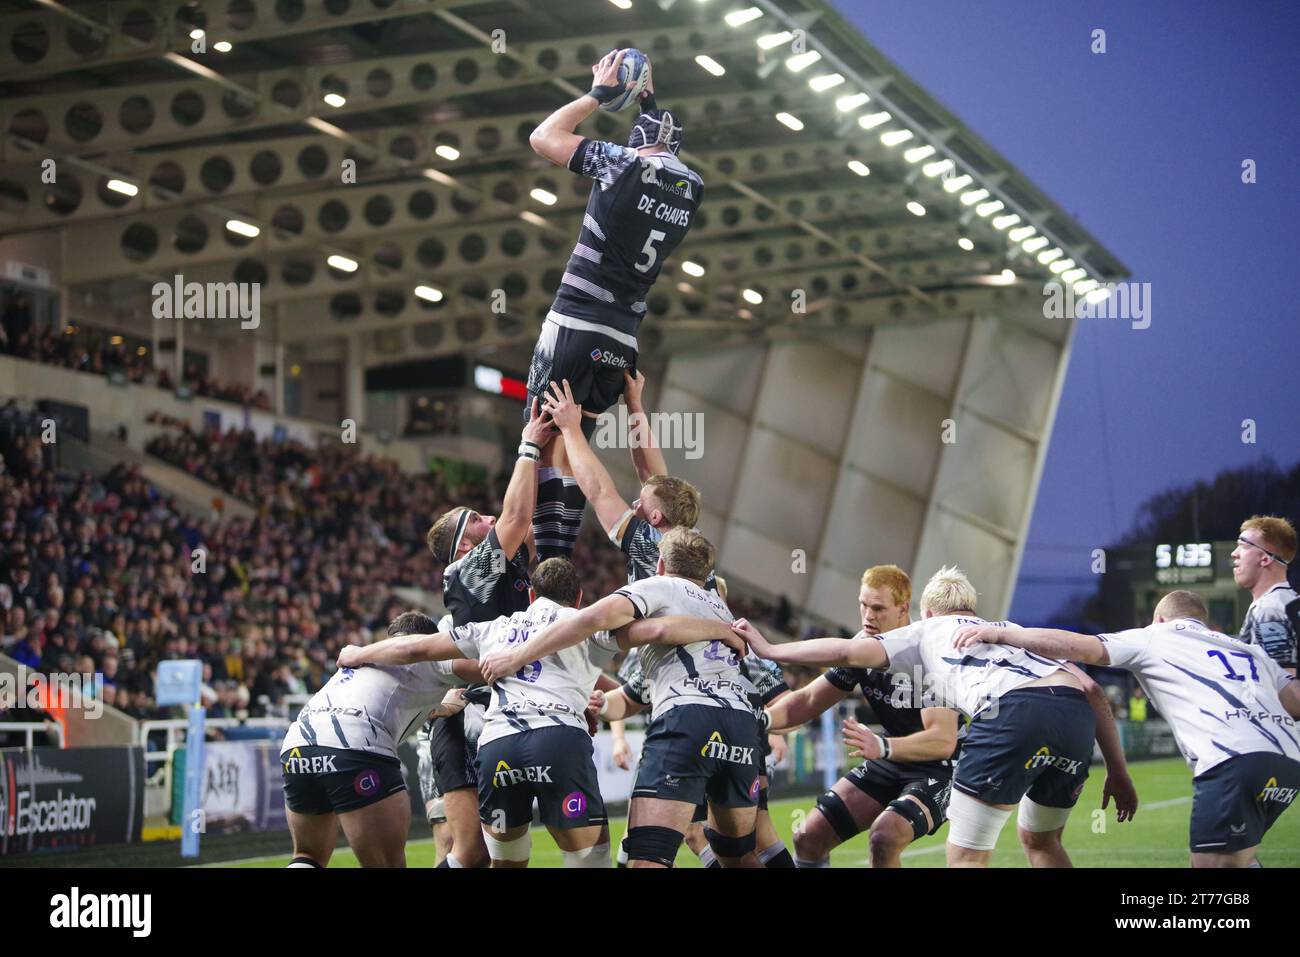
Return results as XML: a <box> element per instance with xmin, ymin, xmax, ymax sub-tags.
<box><xmin>0</xmin><ymin>746</ymin><xmax>144</xmax><ymax>858</ymax></box>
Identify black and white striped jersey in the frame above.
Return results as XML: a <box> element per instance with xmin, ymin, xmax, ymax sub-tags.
<box><xmin>442</xmin><ymin>528</ymin><xmax>531</xmax><ymax>628</ymax></box>
<box><xmin>554</xmin><ymin>139</ymin><xmax>704</xmax><ymax>340</ymax></box>
<box><xmin>608</xmin><ymin>509</ymin><xmax>716</xmax><ymax>591</ymax></box>
<box><xmin>1240</xmin><ymin>582</ymin><xmax>1300</xmax><ymax>670</ymax></box>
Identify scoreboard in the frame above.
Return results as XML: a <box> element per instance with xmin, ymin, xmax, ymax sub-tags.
<box><xmin>1154</xmin><ymin>542</ymin><xmax>1215</xmax><ymax>584</ymax></box>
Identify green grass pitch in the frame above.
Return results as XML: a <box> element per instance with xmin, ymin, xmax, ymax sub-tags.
<box><xmin>222</xmin><ymin>757</ymin><xmax>1299</xmax><ymax>868</ymax></box>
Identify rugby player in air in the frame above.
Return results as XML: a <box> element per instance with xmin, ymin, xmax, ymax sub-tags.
<box><xmin>280</xmin><ymin>611</ymin><xmax>481</xmax><ymax>868</ymax></box>
<box><xmin>955</xmin><ymin>589</ymin><xmax>1300</xmax><ymax>868</ymax></box>
<box><xmin>480</xmin><ymin>528</ymin><xmax>765</xmax><ymax>867</ymax></box>
<box><xmin>340</xmin><ymin>557</ymin><xmax>741</xmax><ymax>867</ymax></box>
<box><xmin>734</xmin><ymin>566</ymin><xmax>1138</xmax><ymax>868</ymax></box>
<box><xmin>759</xmin><ymin>565</ymin><xmax>962</xmax><ymax>868</ymax></box>
<box><xmin>1233</xmin><ymin>515</ymin><xmax>1299</xmax><ymax>676</ymax></box>
<box><xmin>525</xmin><ymin>49</ymin><xmax>702</xmax><ymax>561</ymax></box>
<box><xmin>422</xmin><ymin>401</ymin><xmax>558</xmax><ymax>868</ymax></box>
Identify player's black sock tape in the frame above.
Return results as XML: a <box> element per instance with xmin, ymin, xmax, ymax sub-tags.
<box><xmin>287</xmin><ymin>856</ymin><xmax>321</xmax><ymax>868</ymax></box>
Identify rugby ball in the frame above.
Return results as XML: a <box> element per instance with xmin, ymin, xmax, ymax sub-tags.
<box><xmin>599</xmin><ymin>48</ymin><xmax>651</xmax><ymax>113</ymax></box>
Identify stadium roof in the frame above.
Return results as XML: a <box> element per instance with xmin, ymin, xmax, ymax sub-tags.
<box><xmin>1</xmin><ymin>0</ymin><xmax>1129</xmax><ymax>363</ymax></box>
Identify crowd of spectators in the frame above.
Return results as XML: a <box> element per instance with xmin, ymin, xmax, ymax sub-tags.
<box><xmin>0</xmin><ymin>301</ymin><xmax>270</xmax><ymax>410</ymax></box>
<box><xmin>0</xmin><ymin>396</ymin><xmax>806</xmax><ymax>731</ymax></box>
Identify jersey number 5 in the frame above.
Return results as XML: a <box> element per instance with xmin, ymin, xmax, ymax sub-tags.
<box><xmin>635</xmin><ymin>229</ymin><xmax>667</xmax><ymax>273</ymax></box>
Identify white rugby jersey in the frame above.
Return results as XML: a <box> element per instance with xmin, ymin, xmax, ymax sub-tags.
<box><xmin>281</xmin><ymin>659</ymin><xmax>461</xmax><ymax>760</ymax></box>
<box><xmin>1239</xmin><ymin>582</ymin><xmax>1300</xmax><ymax>670</ymax></box>
<box><xmin>878</xmin><ymin>615</ymin><xmax>1065</xmax><ymax>718</ymax></box>
<box><xmin>614</xmin><ymin>575</ymin><xmax>757</xmax><ymax>721</ymax></box>
<box><xmin>451</xmin><ymin>597</ymin><xmax>620</xmax><ymax>747</ymax></box>
<box><xmin>1099</xmin><ymin>618</ymin><xmax>1299</xmax><ymax>777</ymax></box>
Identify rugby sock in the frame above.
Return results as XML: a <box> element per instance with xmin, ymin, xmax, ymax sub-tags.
<box><xmin>759</xmin><ymin>842</ymin><xmax>795</xmax><ymax>868</ymax></box>
<box><xmin>437</xmin><ymin>853</ymin><xmax>464</xmax><ymax>869</ymax></box>
<box><xmin>534</xmin><ymin>469</ymin><xmax>583</xmax><ymax>559</ymax></box>
<box><xmin>1249</xmin><ymin>858</ymin><xmax>1263</xmax><ymax>868</ymax></box>
<box><xmin>794</xmin><ymin>856</ymin><xmax>830</xmax><ymax>868</ymax></box>
<box><xmin>287</xmin><ymin>856</ymin><xmax>321</xmax><ymax>868</ymax></box>
<box><xmin>616</xmin><ymin>839</ymin><xmax>629</xmax><ymax>868</ymax></box>
<box><xmin>696</xmin><ymin>845</ymin><xmax>721</xmax><ymax>869</ymax></box>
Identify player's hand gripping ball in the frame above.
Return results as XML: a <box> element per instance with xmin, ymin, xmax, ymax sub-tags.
<box><xmin>597</xmin><ymin>48</ymin><xmax>651</xmax><ymax>113</ymax></box>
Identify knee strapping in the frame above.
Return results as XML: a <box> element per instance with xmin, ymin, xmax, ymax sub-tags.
<box><xmin>482</xmin><ymin>829</ymin><xmax>532</xmax><ymax>863</ymax></box>
<box><xmin>814</xmin><ymin>790</ymin><xmax>862</xmax><ymax>843</ymax></box>
<box><xmin>884</xmin><ymin>797</ymin><xmax>932</xmax><ymax>842</ymax></box>
<box><xmin>562</xmin><ymin>842</ymin><xmax>611</xmax><ymax>868</ymax></box>
<box><xmin>703</xmin><ymin>826</ymin><xmax>756</xmax><ymax>860</ymax></box>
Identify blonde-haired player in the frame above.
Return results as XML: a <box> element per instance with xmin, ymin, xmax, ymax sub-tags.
<box><xmin>735</xmin><ymin>566</ymin><xmax>1137</xmax><ymax>868</ymax></box>
<box><xmin>1233</xmin><ymin>515</ymin><xmax>1298</xmax><ymax>675</ymax></box>
<box><xmin>759</xmin><ymin>565</ymin><xmax>962</xmax><ymax>867</ymax></box>
<box><xmin>954</xmin><ymin>589</ymin><xmax>1300</xmax><ymax>867</ymax></box>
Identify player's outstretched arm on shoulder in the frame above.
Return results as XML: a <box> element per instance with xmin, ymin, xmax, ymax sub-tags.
<box><xmin>616</xmin><ymin>615</ymin><xmax>742</xmax><ymax>653</ymax></box>
<box><xmin>622</xmin><ymin>371</ymin><xmax>668</xmax><ymax>482</ymax></box>
<box><xmin>338</xmin><ymin>632</ymin><xmax>462</xmax><ymax>668</ymax></box>
<box><xmin>736</xmin><ymin>620</ymin><xmax>886</xmax><ymax>670</ymax></box>
<box><xmin>543</xmin><ymin>380</ymin><xmax>630</xmax><ymax>532</ymax></box>
<box><xmin>953</xmin><ymin>624</ymin><xmax>1109</xmax><ymax>665</ymax></box>
<box><xmin>481</xmin><ymin>594</ymin><xmax>637</xmax><ymax>683</ymax></box>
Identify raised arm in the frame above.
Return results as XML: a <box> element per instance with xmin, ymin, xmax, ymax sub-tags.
<box><xmin>953</xmin><ymin>624</ymin><xmax>1110</xmax><ymax>666</ymax></box>
<box><xmin>479</xmin><ymin>593</ymin><xmax>637</xmax><ymax>684</ymax></box>
<box><xmin>623</xmin><ymin>371</ymin><xmax>668</xmax><ymax>482</ymax></box>
<box><xmin>764</xmin><ymin>674</ymin><xmax>849</xmax><ymax>732</ymax></box>
<box><xmin>734</xmin><ymin>619</ymin><xmax>888</xmax><ymax>670</ymax></box>
<box><xmin>617</xmin><ymin>614</ymin><xmax>745</xmax><ymax>654</ymax></box>
<box><xmin>529</xmin><ymin>50</ymin><xmax>625</xmax><ymax>167</ymax></box>
<box><xmin>337</xmin><ymin>632</ymin><xmax>463</xmax><ymax>669</ymax></box>
<box><xmin>494</xmin><ymin>399</ymin><xmax>557</xmax><ymax>559</ymax></box>
<box><xmin>542</xmin><ymin>380</ymin><xmax>634</xmax><ymax>532</ymax></box>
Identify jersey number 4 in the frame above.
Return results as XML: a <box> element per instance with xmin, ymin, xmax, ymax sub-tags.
<box><xmin>635</xmin><ymin>229</ymin><xmax>667</xmax><ymax>273</ymax></box>
<box><xmin>1206</xmin><ymin>649</ymin><xmax>1259</xmax><ymax>682</ymax></box>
